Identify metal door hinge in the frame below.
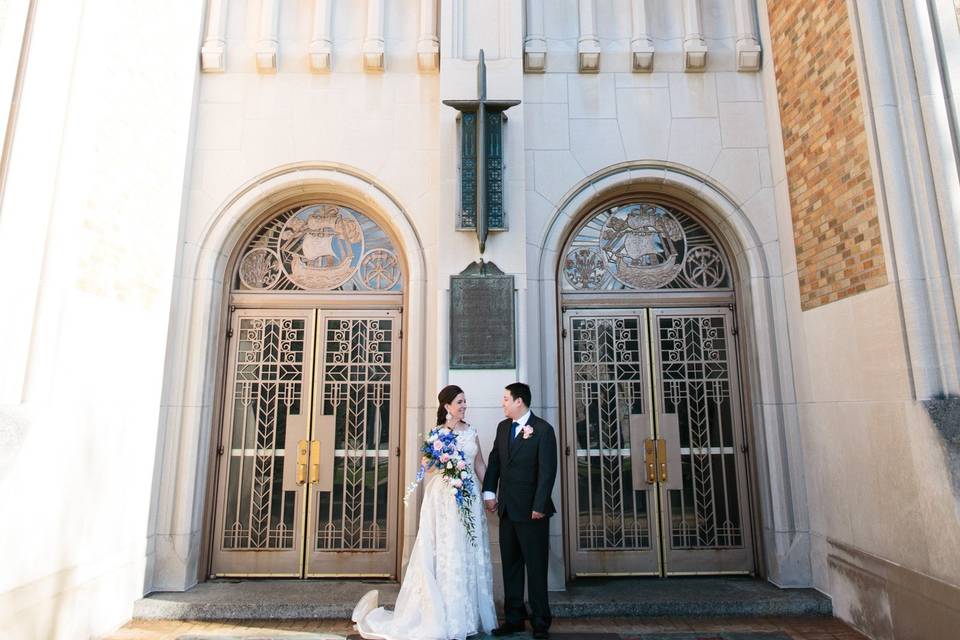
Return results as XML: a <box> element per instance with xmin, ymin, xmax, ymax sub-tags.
<box><xmin>395</xmin><ymin>447</ymin><xmax>401</xmax><ymax>458</ymax></box>
<box><xmin>216</xmin><ymin>444</ymin><xmax>224</xmax><ymax>456</ymax></box>
<box><xmin>561</xmin><ymin>328</ymin><xmax>567</xmax><ymax>339</ymax></box>
<box><xmin>565</xmin><ymin>445</ymin><xmax>571</xmax><ymax>456</ymax></box>
<box><xmin>226</xmin><ymin>328</ymin><xmax>234</xmax><ymax>338</ymax></box>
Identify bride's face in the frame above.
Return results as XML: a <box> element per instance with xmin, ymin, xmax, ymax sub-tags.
<box><xmin>446</xmin><ymin>393</ymin><xmax>466</xmax><ymax>422</ymax></box>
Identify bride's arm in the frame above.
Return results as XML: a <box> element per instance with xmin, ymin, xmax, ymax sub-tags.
<box><xmin>473</xmin><ymin>435</ymin><xmax>487</xmax><ymax>484</ymax></box>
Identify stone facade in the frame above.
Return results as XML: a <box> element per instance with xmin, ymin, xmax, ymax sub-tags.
<box><xmin>1</xmin><ymin>1</ymin><xmax>959</xmax><ymax>640</ymax></box>
<box><xmin>767</xmin><ymin>0</ymin><xmax>886</xmax><ymax>310</ymax></box>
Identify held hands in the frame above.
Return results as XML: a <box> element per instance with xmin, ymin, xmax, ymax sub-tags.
<box><xmin>531</xmin><ymin>511</ymin><xmax>545</xmax><ymax>520</ymax></box>
<box><xmin>484</xmin><ymin>499</ymin><xmax>497</xmax><ymax>512</ymax></box>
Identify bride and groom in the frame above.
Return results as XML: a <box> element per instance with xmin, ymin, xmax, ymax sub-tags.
<box><xmin>352</xmin><ymin>382</ymin><xmax>558</xmax><ymax>640</ymax></box>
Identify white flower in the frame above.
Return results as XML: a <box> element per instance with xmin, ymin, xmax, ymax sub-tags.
<box><xmin>440</xmin><ymin>427</ymin><xmax>450</xmax><ymax>436</ymax></box>
<box><xmin>446</xmin><ymin>462</ymin><xmax>453</xmax><ymax>469</ymax></box>
<box><xmin>460</xmin><ymin>471</ymin><xmax>468</xmax><ymax>479</ymax></box>
<box><xmin>428</xmin><ymin>434</ymin><xmax>437</xmax><ymax>442</ymax></box>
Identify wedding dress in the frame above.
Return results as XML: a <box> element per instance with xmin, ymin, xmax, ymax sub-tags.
<box><xmin>352</xmin><ymin>423</ymin><xmax>497</xmax><ymax>640</ymax></box>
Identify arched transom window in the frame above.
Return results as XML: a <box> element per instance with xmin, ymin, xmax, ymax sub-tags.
<box><xmin>235</xmin><ymin>203</ymin><xmax>403</xmax><ymax>292</ymax></box>
<box><xmin>561</xmin><ymin>202</ymin><xmax>730</xmax><ymax>291</ymax></box>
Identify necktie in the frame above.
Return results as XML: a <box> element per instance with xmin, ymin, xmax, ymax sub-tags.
<box><xmin>511</xmin><ymin>421</ymin><xmax>520</xmax><ymax>440</ymax></box>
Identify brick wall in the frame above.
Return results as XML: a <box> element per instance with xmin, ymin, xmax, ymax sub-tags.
<box><xmin>767</xmin><ymin>0</ymin><xmax>887</xmax><ymax>310</ymax></box>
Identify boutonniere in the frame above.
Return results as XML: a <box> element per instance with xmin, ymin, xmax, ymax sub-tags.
<box><xmin>521</xmin><ymin>425</ymin><xmax>534</xmax><ymax>440</ymax></box>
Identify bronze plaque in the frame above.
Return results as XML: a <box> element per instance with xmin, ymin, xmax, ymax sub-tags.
<box><xmin>450</xmin><ymin>261</ymin><xmax>515</xmax><ymax>369</ymax></box>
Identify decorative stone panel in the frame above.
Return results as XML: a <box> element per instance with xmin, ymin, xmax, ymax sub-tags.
<box><xmin>768</xmin><ymin>0</ymin><xmax>887</xmax><ymax>310</ymax></box>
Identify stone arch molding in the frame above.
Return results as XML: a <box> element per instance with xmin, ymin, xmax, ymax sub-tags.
<box><xmin>532</xmin><ymin>161</ymin><xmax>812</xmax><ymax>586</ymax></box>
<box><xmin>148</xmin><ymin>162</ymin><xmax>427</xmax><ymax>591</ymax></box>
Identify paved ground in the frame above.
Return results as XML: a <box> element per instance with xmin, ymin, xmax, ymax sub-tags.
<box><xmin>103</xmin><ymin>616</ymin><xmax>868</xmax><ymax>640</ymax></box>
<box><xmin>134</xmin><ymin>578</ymin><xmax>831</xmax><ymax>620</ymax></box>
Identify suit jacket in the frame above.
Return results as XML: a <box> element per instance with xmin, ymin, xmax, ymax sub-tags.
<box><xmin>482</xmin><ymin>412</ymin><xmax>558</xmax><ymax>521</ymax></box>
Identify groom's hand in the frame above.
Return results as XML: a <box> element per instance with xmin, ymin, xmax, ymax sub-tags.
<box><xmin>484</xmin><ymin>499</ymin><xmax>497</xmax><ymax>512</ymax></box>
<box><xmin>531</xmin><ymin>511</ymin><xmax>545</xmax><ymax>519</ymax></box>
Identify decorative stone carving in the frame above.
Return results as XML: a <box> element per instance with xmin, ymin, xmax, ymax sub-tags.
<box><xmin>236</xmin><ymin>203</ymin><xmax>403</xmax><ymax>292</ymax></box>
<box><xmin>601</xmin><ymin>205</ymin><xmax>685</xmax><ymax>289</ymax></box>
<box><xmin>561</xmin><ymin>202</ymin><xmax>731</xmax><ymax>291</ymax></box>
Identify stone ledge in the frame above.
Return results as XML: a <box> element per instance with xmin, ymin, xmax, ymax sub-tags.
<box><xmin>134</xmin><ymin>577</ymin><xmax>831</xmax><ymax>621</ymax></box>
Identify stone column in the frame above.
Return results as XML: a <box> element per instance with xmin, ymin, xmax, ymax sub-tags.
<box><xmin>630</xmin><ymin>0</ymin><xmax>654</xmax><ymax>72</ymax></box>
<box><xmin>363</xmin><ymin>0</ymin><xmax>385</xmax><ymax>72</ymax></box>
<box><xmin>309</xmin><ymin>0</ymin><xmax>334</xmax><ymax>72</ymax></box>
<box><xmin>734</xmin><ymin>0</ymin><xmax>761</xmax><ymax>71</ymax></box>
<box><xmin>681</xmin><ymin>0</ymin><xmax>707</xmax><ymax>71</ymax></box>
<box><xmin>255</xmin><ymin>0</ymin><xmax>280</xmax><ymax>73</ymax></box>
<box><xmin>524</xmin><ymin>0</ymin><xmax>547</xmax><ymax>72</ymax></box>
<box><xmin>418</xmin><ymin>0</ymin><xmax>440</xmax><ymax>71</ymax></box>
<box><xmin>577</xmin><ymin>0</ymin><xmax>600</xmax><ymax>72</ymax></box>
<box><xmin>200</xmin><ymin>0</ymin><xmax>229</xmax><ymax>72</ymax></box>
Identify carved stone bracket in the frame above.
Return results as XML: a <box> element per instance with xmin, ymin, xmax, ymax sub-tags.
<box><xmin>578</xmin><ymin>0</ymin><xmax>601</xmax><ymax>72</ymax></box>
<box><xmin>255</xmin><ymin>0</ymin><xmax>280</xmax><ymax>73</ymax></box>
<box><xmin>363</xmin><ymin>0</ymin><xmax>385</xmax><ymax>72</ymax></box>
<box><xmin>682</xmin><ymin>0</ymin><xmax>708</xmax><ymax>72</ymax></box>
<box><xmin>201</xmin><ymin>0</ymin><xmax>229</xmax><ymax>73</ymax></box>
<box><xmin>309</xmin><ymin>0</ymin><xmax>334</xmax><ymax>72</ymax></box>
<box><xmin>630</xmin><ymin>0</ymin><xmax>655</xmax><ymax>72</ymax></box>
<box><xmin>417</xmin><ymin>0</ymin><xmax>440</xmax><ymax>72</ymax></box>
<box><xmin>734</xmin><ymin>0</ymin><xmax>762</xmax><ymax>71</ymax></box>
<box><xmin>524</xmin><ymin>0</ymin><xmax>547</xmax><ymax>72</ymax></box>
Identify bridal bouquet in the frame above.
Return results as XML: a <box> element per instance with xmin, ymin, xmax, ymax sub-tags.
<box><xmin>403</xmin><ymin>426</ymin><xmax>478</xmax><ymax>546</ymax></box>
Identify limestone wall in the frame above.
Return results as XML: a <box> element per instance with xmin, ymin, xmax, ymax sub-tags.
<box><xmin>0</xmin><ymin>1</ymin><xmax>205</xmax><ymax>638</ymax></box>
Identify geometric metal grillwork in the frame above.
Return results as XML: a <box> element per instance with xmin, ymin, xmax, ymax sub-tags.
<box><xmin>571</xmin><ymin>316</ymin><xmax>652</xmax><ymax>551</ymax></box>
<box><xmin>315</xmin><ymin>317</ymin><xmax>394</xmax><ymax>551</ymax></box>
<box><xmin>236</xmin><ymin>203</ymin><xmax>402</xmax><ymax>292</ymax></box>
<box><xmin>562</xmin><ymin>203</ymin><xmax>730</xmax><ymax>292</ymax></box>
<box><xmin>657</xmin><ymin>314</ymin><xmax>743</xmax><ymax>549</ymax></box>
<box><xmin>222</xmin><ymin>317</ymin><xmax>305</xmax><ymax>550</ymax></box>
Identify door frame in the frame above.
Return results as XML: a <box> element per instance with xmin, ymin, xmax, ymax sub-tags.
<box><xmin>559</xmin><ymin>298</ymin><xmax>757</xmax><ymax>578</ymax></box>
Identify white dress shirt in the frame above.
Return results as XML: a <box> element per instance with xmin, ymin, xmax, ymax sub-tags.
<box><xmin>482</xmin><ymin>411</ymin><xmax>531</xmax><ymax>501</ymax></box>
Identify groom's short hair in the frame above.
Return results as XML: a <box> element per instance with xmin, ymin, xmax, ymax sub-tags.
<box><xmin>505</xmin><ymin>382</ymin><xmax>531</xmax><ymax>408</ymax></box>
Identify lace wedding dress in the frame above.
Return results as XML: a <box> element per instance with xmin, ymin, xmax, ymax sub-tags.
<box><xmin>352</xmin><ymin>423</ymin><xmax>497</xmax><ymax>640</ymax></box>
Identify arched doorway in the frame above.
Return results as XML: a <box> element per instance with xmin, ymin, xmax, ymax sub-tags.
<box><xmin>209</xmin><ymin>201</ymin><xmax>406</xmax><ymax>579</ymax></box>
<box><xmin>558</xmin><ymin>197</ymin><xmax>754</xmax><ymax>577</ymax></box>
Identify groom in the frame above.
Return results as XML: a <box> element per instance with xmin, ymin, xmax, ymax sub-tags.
<box><xmin>482</xmin><ymin>382</ymin><xmax>558</xmax><ymax>639</ymax></box>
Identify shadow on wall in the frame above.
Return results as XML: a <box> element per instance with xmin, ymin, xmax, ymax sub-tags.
<box><xmin>924</xmin><ymin>394</ymin><xmax>960</xmax><ymax>500</ymax></box>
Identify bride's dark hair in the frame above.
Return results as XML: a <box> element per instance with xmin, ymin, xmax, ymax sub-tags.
<box><xmin>436</xmin><ymin>385</ymin><xmax>465</xmax><ymax>426</ymax></box>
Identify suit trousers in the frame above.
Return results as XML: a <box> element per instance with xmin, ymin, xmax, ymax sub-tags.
<box><xmin>498</xmin><ymin>512</ymin><xmax>552</xmax><ymax>631</ymax></box>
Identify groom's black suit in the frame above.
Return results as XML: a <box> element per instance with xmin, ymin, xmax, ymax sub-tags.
<box><xmin>482</xmin><ymin>412</ymin><xmax>558</xmax><ymax>633</ymax></box>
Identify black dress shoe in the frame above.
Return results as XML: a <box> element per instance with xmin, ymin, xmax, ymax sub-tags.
<box><xmin>491</xmin><ymin>622</ymin><xmax>525</xmax><ymax>636</ymax></box>
<box><xmin>531</xmin><ymin>630</ymin><xmax>549</xmax><ymax>639</ymax></box>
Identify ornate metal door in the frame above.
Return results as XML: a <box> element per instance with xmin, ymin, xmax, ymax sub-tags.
<box><xmin>562</xmin><ymin>307</ymin><xmax>752</xmax><ymax>576</ymax></box>
<box><xmin>212</xmin><ymin>309</ymin><xmax>316</xmax><ymax>576</ymax></box>
<box><xmin>211</xmin><ymin>309</ymin><xmax>401</xmax><ymax>578</ymax></box>
<box><xmin>305</xmin><ymin>311</ymin><xmax>400</xmax><ymax>577</ymax></box>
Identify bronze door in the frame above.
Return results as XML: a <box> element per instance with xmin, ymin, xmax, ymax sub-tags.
<box><xmin>211</xmin><ymin>308</ymin><xmax>400</xmax><ymax>578</ymax></box>
<box><xmin>562</xmin><ymin>307</ymin><xmax>752</xmax><ymax>576</ymax></box>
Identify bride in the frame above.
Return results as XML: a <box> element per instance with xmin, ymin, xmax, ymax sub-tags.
<box><xmin>352</xmin><ymin>385</ymin><xmax>497</xmax><ymax>640</ymax></box>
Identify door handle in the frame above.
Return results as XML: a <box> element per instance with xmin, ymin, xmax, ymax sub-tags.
<box><xmin>657</xmin><ymin>438</ymin><xmax>668</xmax><ymax>482</ymax></box>
<box><xmin>309</xmin><ymin>440</ymin><xmax>321</xmax><ymax>484</ymax></box>
<box><xmin>644</xmin><ymin>439</ymin><xmax>657</xmax><ymax>484</ymax></box>
<box><xmin>296</xmin><ymin>439</ymin><xmax>309</xmax><ymax>485</ymax></box>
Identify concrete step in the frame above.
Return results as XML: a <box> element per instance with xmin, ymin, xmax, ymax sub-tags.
<box><xmin>133</xmin><ymin>577</ymin><xmax>831</xmax><ymax>621</ymax></box>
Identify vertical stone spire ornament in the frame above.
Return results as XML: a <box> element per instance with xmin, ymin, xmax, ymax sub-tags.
<box><xmin>442</xmin><ymin>50</ymin><xmax>520</xmax><ymax>254</ymax></box>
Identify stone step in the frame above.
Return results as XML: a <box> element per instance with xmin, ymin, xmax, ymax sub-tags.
<box><xmin>134</xmin><ymin>577</ymin><xmax>831</xmax><ymax>621</ymax></box>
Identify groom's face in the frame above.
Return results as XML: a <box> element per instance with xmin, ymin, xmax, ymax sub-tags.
<box><xmin>502</xmin><ymin>390</ymin><xmax>525</xmax><ymax>420</ymax></box>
